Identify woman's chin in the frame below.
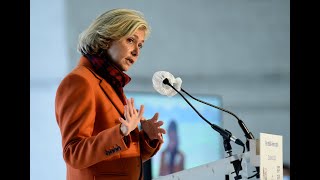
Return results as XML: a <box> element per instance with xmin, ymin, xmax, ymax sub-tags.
<box><xmin>122</xmin><ymin>67</ymin><xmax>129</xmax><ymax>71</ymax></box>
<box><xmin>123</xmin><ymin>65</ymin><xmax>132</xmax><ymax>71</ymax></box>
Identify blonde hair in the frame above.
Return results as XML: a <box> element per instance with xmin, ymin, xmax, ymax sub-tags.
<box><xmin>77</xmin><ymin>8</ymin><xmax>150</xmax><ymax>56</ymax></box>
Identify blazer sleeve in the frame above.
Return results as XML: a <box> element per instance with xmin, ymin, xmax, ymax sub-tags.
<box><xmin>55</xmin><ymin>74</ymin><xmax>131</xmax><ymax>169</ymax></box>
<box><xmin>138</xmin><ymin>130</ymin><xmax>163</xmax><ymax>162</ymax></box>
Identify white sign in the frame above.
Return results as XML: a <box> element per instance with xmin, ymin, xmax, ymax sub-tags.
<box><xmin>260</xmin><ymin>133</ymin><xmax>283</xmax><ymax>180</ymax></box>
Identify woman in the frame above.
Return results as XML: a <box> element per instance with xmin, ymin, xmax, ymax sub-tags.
<box><xmin>55</xmin><ymin>8</ymin><xmax>166</xmax><ymax>180</ymax></box>
<box><xmin>159</xmin><ymin>120</ymin><xmax>185</xmax><ymax>176</ymax></box>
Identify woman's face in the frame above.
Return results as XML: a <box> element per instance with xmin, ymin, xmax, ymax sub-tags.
<box><xmin>168</xmin><ymin>131</ymin><xmax>177</xmax><ymax>150</ymax></box>
<box><xmin>107</xmin><ymin>28</ymin><xmax>145</xmax><ymax>71</ymax></box>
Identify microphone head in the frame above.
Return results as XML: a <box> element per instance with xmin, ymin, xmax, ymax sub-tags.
<box><xmin>162</xmin><ymin>78</ymin><xmax>170</xmax><ymax>85</ymax></box>
<box><xmin>152</xmin><ymin>71</ymin><xmax>182</xmax><ymax>97</ymax></box>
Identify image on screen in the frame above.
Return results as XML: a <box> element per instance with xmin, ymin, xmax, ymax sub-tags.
<box><xmin>126</xmin><ymin>91</ymin><xmax>224</xmax><ymax>178</ymax></box>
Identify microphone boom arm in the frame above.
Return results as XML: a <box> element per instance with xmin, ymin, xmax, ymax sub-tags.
<box><xmin>180</xmin><ymin>88</ymin><xmax>255</xmax><ymax>148</ymax></box>
<box><xmin>163</xmin><ymin>78</ymin><xmax>244</xmax><ymax>147</ymax></box>
<box><xmin>161</xmin><ymin>77</ymin><xmax>259</xmax><ymax>179</ymax></box>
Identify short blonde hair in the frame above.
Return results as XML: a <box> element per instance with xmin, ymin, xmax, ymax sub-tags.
<box><xmin>77</xmin><ymin>8</ymin><xmax>150</xmax><ymax>56</ymax></box>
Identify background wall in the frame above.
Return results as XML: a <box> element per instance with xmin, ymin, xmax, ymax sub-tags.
<box><xmin>30</xmin><ymin>0</ymin><xmax>290</xmax><ymax>179</ymax></box>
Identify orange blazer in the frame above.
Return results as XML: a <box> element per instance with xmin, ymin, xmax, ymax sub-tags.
<box><xmin>55</xmin><ymin>56</ymin><xmax>162</xmax><ymax>180</ymax></box>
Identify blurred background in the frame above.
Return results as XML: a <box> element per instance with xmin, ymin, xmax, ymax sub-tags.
<box><xmin>30</xmin><ymin>0</ymin><xmax>289</xmax><ymax>179</ymax></box>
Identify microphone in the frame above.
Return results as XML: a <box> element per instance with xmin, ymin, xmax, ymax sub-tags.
<box><xmin>152</xmin><ymin>71</ymin><xmax>182</xmax><ymax>97</ymax></box>
<box><xmin>152</xmin><ymin>71</ymin><xmax>245</xmax><ymax>147</ymax></box>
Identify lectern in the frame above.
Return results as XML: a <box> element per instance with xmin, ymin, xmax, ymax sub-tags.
<box><xmin>153</xmin><ymin>133</ymin><xmax>283</xmax><ymax>180</ymax></box>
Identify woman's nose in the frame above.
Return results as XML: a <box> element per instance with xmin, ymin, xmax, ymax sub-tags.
<box><xmin>131</xmin><ymin>46</ymin><xmax>139</xmax><ymax>57</ymax></box>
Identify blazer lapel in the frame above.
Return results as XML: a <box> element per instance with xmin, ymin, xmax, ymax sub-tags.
<box><xmin>79</xmin><ymin>56</ymin><xmax>125</xmax><ymax>117</ymax></box>
<box><xmin>99</xmin><ymin>79</ymin><xmax>125</xmax><ymax>117</ymax></box>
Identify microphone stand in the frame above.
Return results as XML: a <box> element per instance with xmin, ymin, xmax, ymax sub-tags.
<box><xmin>172</xmin><ymin>81</ymin><xmax>260</xmax><ymax>179</ymax></box>
<box><xmin>162</xmin><ymin>78</ymin><xmax>245</xmax><ymax>180</ymax></box>
<box><xmin>224</xmin><ymin>136</ymin><xmax>242</xmax><ymax>180</ymax></box>
<box><xmin>162</xmin><ymin>79</ymin><xmax>244</xmax><ymax>147</ymax></box>
<box><xmin>180</xmin><ymin>88</ymin><xmax>255</xmax><ymax>150</ymax></box>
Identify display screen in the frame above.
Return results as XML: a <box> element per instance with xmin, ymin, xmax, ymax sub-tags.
<box><xmin>126</xmin><ymin>91</ymin><xmax>224</xmax><ymax>178</ymax></box>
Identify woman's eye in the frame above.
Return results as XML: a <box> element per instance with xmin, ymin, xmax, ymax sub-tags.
<box><xmin>127</xmin><ymin>38</ymin><xmax>134</xmax><ymax>43</ymax></box>
<box><xmin>138</xmin><ymin>44</ymin><xmax>143</xmax><ymax>49</ymax></box>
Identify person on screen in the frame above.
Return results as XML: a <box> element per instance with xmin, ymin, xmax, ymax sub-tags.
<box><xmin>159</xmin><ymin>120</ymin><xmax>185</xmax><ymax>176</ymax></box>
<box><xmin>55</xmin><ymin>8</ymin><xmax>166</xmax><ymax>180</ymax></box>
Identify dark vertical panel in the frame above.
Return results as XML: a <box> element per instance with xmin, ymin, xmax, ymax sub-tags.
<box><xmin>143</xmin><ymin>159</ymin><xmax>152</xmax><ymax>180</ymax></box>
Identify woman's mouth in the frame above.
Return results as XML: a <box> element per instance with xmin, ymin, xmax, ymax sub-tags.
<box><xmin>126</xmin><ymin>58</ymin><xmax>134</xmax><ymax>64</ymax></box>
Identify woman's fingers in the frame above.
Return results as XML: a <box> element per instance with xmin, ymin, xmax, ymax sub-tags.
<box><xmin>122</xmin><ymin>98</ymin><xmax>145</xmax><ymax>134</ymax></box>
<box><xmin>119</xmin><ymin>117</ymin><xmax>128</xmax><ymax>126</ymax></box>
<box><xmin>138</xmin><ymin>105</ymin><xmax>145</xmax><ymax>119</ymax></box>
<box><xmin>155</xmin><ymin>120</ymin><xmax>164</xmax><ymax>127</ymax></box>
<box><xmin>123</xmin><ymin>105</ymin><xmax>128</xmax><ymax>118</ymax></box>
<box><xmin>126</xmin><ymin>99</ymin><xmax>133</xmax><ymax>116</ymax></box>
<box><xmin>151</xmin><ymin>113</ymin><xmax>159</xmax><ymax>122</ymax></box>
<box><xmin>131</xmin><ymin>98</ymin><xmax>135</xmax><ymax>109</ymax></box>
<box><xmin>158</xmin><ymin>128</ymin><xmax>166</xmax><ymax>134</ymax></box>
<box><xmin>158</xmin><ymin>133</ymin><xmax>164</xmax><ymax>143</ymax></box>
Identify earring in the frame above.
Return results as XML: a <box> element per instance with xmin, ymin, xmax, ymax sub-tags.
<box><xmin>98</xmin><ymin>49</ymin><xmax>105</xmax><ymax>57</ymax></box>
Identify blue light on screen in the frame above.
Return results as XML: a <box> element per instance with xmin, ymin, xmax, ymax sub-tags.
<box><xmin>126</xmin><ymin>91</ymin><xmax>224</xmax><ymax>178</ymax></box>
